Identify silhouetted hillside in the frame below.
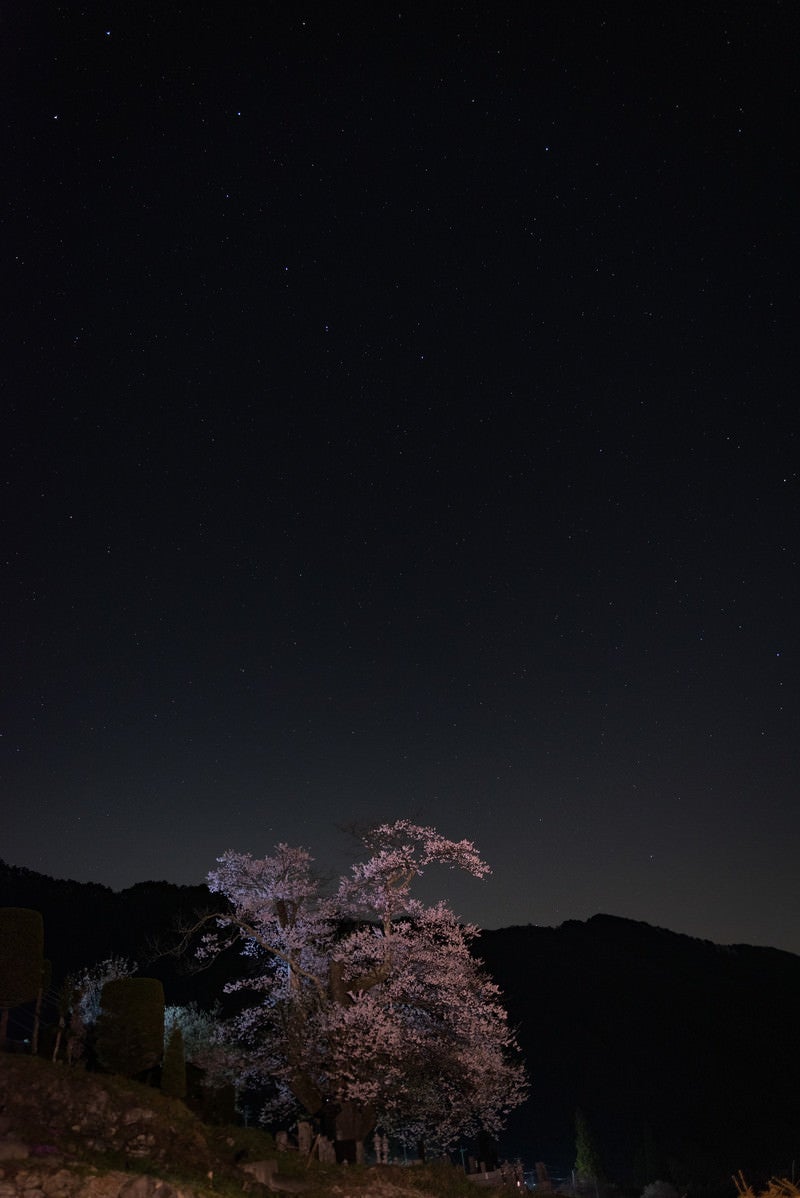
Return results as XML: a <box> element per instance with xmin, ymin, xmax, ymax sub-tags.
<box><xmin>478</xmin><ymin>916</ymin><xmax>800</xmax><ymax>1187</ymax></box>
<box><xmin>0</xmin><ymin>859</ymin><xmax>228</xmax><ymax>1007</ymax></box>
<box><xmin>2</xmin><ymin>861</ymin><xmax>797</xmax><ymax>1190</ymax></box>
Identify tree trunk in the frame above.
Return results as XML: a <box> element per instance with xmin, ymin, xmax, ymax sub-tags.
<box><xmin>289</xmin><ymin>1071</ymin><xmax>324</xmax><ymax>1115</ymax></box>
<box><xmin>328</xmin><ymin>960</ymin><xmax>348</xmax><ymax>1004</ymax></box>
<box><xmin>32</xmin><ymin>985</ymin><xmax>43</xmax><ymax>1055</ymax></box>
<box><xmin>52</xmin><ymin>1019</ymin><xmax>63</xmax><ymax>1063</ymax></box>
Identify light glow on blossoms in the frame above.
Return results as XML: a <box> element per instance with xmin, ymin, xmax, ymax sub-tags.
<box><xmin>197</xmin><ymin>820</ymin><xmax>527</xmax><ymax>1149</ymax></box>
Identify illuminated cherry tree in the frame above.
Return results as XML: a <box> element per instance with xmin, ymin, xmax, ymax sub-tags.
<box><xmin>199</xmin><ymin>820</ymin><xmax>527</xmax><ymax>1149</ymax></box>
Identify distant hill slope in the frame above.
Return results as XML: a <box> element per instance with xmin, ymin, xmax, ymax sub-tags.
<box><xmin>2</xmin><ymin>861</ymin><xmax>797</xmax><ymax>1190</ymax></box>
<box><xmin>0</xmin><ymin>859</ymin><xmax>230</xmax><ymax>1007</ymax></box>
<box><xmin>477</xmin><ymin>916</ymin><xmax>800</xmax><ymax>1186</ymax></box>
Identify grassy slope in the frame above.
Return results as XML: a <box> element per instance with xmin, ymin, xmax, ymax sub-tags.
<box><xmin>0</xmin><ymin>1055</ymin><xmax>501</xmax><ymax>1198</ymax></box>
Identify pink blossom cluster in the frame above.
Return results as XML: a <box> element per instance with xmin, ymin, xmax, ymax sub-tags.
<box><xmin>202</xmin><ymin>820</ymin><xmax>527</xmax><ymax>1148</ymax></box>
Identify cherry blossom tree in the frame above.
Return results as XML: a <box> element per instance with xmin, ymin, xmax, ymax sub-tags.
<box><xmin>197</xmin><ymin>820</ymin><xmax>527</xmax><ymax>1150</ymax></box>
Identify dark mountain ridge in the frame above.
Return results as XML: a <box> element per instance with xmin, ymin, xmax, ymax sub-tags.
<box><xmin>478</xmin><ymin>916</ymin><xmax>800</xmax><ymax>1186</ymax></box>
<box><xmin>2</xmin><ymin>860</ymin><xmax>797</xmax><ymax>1190</ymax></box>
<box><xmin>0</xmin><ymin>859</ymin><xmax>230</xmax><ymax>1006</ymax></box>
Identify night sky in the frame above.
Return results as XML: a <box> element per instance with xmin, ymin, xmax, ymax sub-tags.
<box><xmin>5</xmin><ymin>4</ymin><xmax>799</xmax><ymax>955</ymax></box>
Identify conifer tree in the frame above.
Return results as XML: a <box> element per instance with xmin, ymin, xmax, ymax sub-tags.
<box><xmin>575</xmin><ymin>1108</ymin><xmax>605</xmax><ymax>1188</ymax></box>
<box><xmin>96</xmin><ymin>977</ymin><xmax>165</xmax><ymax>1079</ymax></box>
<box><xmin>162</xmin><ymin>1024</ymin><xmax>187</xmax><ymax>1099</ymax></box>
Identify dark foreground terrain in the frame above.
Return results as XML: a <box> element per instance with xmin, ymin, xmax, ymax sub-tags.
<box><xmin>3</xmin><ymin>859</ymin><xmax>799</xmax><ymax>1190</ymax></box>
<box><xmin>0</xmin><ymin>1055</ymin><xmax>498</xmax><ymax>1198</ymax></box>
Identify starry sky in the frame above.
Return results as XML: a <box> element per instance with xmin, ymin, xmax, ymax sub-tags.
<box><xmin>4</xmin><ymin>3</ymin><xmax>800</xmax><ymax>954</ymax></box>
